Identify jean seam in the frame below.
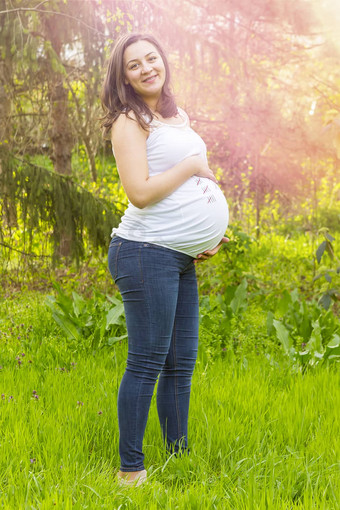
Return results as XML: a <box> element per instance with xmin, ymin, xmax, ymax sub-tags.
<box><xmin>114</xmin><ymin>241</ymin><xmax>122</xmax><ymax>280</ymax></box>
<box><xmin>132</xmin><ymin>247</ymin><xmax>151</xmax><ymax>471</ymax></box>
<box><xmin>138</xmin><ymin>245</ymin><xmax>144</xmax><ymax>284</ymax></box>
<box><xmin>129</xmin><ymin>377</ymin><xmax>146</xmax><ymax>472</ymax></box>
<box><xmin>125</xmin><ymin>244</ymin><xmax>149</xmax><ymax>470</ymax></box>
<box><xmin>172</xmin><ymin>320</ymin><xmax>182</xmax><ymax>445</ymax></box>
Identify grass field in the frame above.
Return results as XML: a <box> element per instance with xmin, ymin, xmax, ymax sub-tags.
<box><xmin>0</xmin><ymin>292</ymin><xmax>339</xmax><ymax>509</ymax></box>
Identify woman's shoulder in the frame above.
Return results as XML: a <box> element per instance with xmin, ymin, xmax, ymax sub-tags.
<box><xmin>113</xmin><ymin>110</ymin><xmax>137</xmax><ymax>126</ymax></box>
<box><xmin>111</xmin><ymin>111</ymin><xmax>148</xmax><ymax>144</ymax></box>
<box><xmin>112</xmin><ymin>111</ymin><xmax>146</xmax><ymax>131</ymax></box>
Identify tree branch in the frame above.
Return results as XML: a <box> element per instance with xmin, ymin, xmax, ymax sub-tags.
<box><xmin>0</xmin><ymin>241</ymin><xmax>52</xmax><ymax>258</ymax></box>
<box><xmin>0</xmin><ymin>6</ymin><xmax>106</xmax><ymax>36</ymax></box>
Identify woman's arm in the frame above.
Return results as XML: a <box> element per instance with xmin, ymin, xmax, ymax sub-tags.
<box><xmin>111</xmin><ymin>113</ymin><xmax>216</xmax><ymax>209</ymax></box>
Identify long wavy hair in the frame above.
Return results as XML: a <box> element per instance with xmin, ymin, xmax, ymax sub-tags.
<box><xmin>100</xmin><ymin>33</ymin><xmax>178</xmax><ymax>135</ymax></box>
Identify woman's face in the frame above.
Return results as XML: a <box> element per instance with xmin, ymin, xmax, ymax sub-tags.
<box><xmin>123</xmin><ymin>40</ymin><xmax>166</xmax><ymax>104</ymax></box>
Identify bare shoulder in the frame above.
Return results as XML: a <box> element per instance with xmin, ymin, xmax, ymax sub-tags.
<box><xmin>111</xmin><ymin>112</ymin><xmax>148</xmax><ymax>142</ymax></box>
<box><xmin>111</xmin><ymin>112</ymin><xmax>148</xmax><ymax>160</ymax></box>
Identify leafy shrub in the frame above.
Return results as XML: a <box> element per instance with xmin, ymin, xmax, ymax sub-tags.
<box><xmin>267</xmin><ymin>289</ymin><xmax>340</xmax><ymax>368</ymax></box>
<box><xmin>45</xmin><ymin>282</ymin><xmax>127</xmax><ymax>352</ymax></box>
<box><xmin>313</xmin><ymin>229</ymin><xmax>340</xmax><ymax>310</ymax></box>
<box><xmin>199</xmin><ymin>279</ymin><xmax>250</xmax><ymax>360</ymax></box>
<box><xmin>197</xmin><ymin>226</ymin><xmax>255</xmax><ymax>294</ymax></box>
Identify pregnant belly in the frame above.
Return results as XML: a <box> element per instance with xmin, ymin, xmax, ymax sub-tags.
<box><xmin>169</xmin><ymin>177</ymin><xmax>229</xmax><ymax>256</ymax></box>
<box><xmin>114</xmin><ymin>177</ymin><xmax>229</xmax><ymax>258</ymax></box>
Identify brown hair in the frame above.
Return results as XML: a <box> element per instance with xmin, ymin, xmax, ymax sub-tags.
<box><xmin>100</xmin><ymin>33</ymin><xmax>178</xmax><ymax>135</ymax></box>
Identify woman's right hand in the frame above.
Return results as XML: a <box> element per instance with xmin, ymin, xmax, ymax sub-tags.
<box><xmin>188</xmin><ymin>155</ymin><xmax>217</xmax><ymax>183</ymax></box>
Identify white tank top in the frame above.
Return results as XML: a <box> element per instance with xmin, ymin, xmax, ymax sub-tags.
<box><xmin>111</xmin><ymin>107</ymin><xmax>229</xmax><ymax>258</ymax></box>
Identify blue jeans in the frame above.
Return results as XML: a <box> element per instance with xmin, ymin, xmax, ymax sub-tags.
<box><xmin>108</xmin><ymin>236</ymin><xmax>199</xmax><ymax>472</ymax></box>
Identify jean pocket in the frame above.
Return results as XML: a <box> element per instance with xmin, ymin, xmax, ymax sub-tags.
<box><xmin>108</xmin><ymin>240</ymin><xmax>122</xmax><ymax>281</ymax></box>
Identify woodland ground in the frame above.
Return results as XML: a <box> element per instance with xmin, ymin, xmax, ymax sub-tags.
<box><xmin>0</xmin><ymin>231</ymin><xmax>339</xmax><ymax>509</ymax></box>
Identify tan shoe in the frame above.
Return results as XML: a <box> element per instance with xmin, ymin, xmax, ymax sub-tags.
<box><xmin>117</xmin><ymin>469</ymin><xmax>147</xmax><ymax>487</ymax></box>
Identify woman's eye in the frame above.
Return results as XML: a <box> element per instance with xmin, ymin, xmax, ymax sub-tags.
<box><xmin>130</xmin><ymin>64</ymin><xmax>138</xmax><ymax>70</ymax></box>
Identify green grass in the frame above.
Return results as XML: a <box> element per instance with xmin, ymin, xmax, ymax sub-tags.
<box><xmin>0</xmin><ymin>299</ymin><xmax>339</xmax><ymax>509</ymax></box>
<box><xmin>1</xmin><ymin>226</ymin><xmax>339</xmax><ymax>508</ymax></box>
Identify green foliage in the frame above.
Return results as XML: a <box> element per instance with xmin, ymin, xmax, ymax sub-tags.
<box><xmin>43</xmin><ymin>40</ymin><xmax>67</xmax><ymax>75</ymax></box>
<box><xmin>198</xmin><ymin>226</ymin><xmax>255</xmax><ymax>294</ymax></box>
<box><xmin>0</xmin><ymin>155</ymin><xmax>120</xmax><ymax>261</ymax></box>
<box><xmin>71</xmin><ymin>147</ymin><xmax>128</xmax><ymax>215</ymax></box>
<box><xmin>196</xmin><ymin>226</ymin><xmax>340</xmax><ymax>367</ymax></box>
<box><xmin>45</xmin><ymin>282</ymin><xmax>127</xmax><ymax>352</ymax></box>
<box><xmin>313</xmin><ymin>229</ymin><xmax>340</xmax><ymax>310</ymax></box>
<box><xmin>267</xmin><ymin>289</ymin><xmax>340</xmax><ymax>368</ymax></box>
<box><xmin>199</xmin><ymin>278</ymin><xmax>257</xmax><ymax>362</ymax></box>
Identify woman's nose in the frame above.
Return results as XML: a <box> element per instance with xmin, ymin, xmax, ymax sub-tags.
<box><xmin>141</xmin><ymin>62</ymin><xmax>152</xmax><ymax>73</ymax></box>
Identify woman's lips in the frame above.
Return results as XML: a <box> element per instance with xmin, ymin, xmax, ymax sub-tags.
<box><xmin>143</xmin><ymin>75</ymin><xmax>157</xmax><ymax>83</ymax></box>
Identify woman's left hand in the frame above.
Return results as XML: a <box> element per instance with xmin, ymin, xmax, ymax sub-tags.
<box><xmin>195</xmin><ymin>237</ymin><xmax>229</xmax><ymax>263</ymax></box>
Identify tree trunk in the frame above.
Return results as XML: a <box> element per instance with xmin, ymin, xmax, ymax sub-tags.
<box><xmin>0</xmin><ymin>61</ymin><xmax>17</xmax><ymax>228</ymax></box>
<box><xmin>42</xmin><ymin>14</ymin><xmax>74</xmax><ymax>257</ymax></box>
<box><xmin>83</xmin><ymin>134</ymin><xmax>97</xmax><ymax>182</ymax></box>
<box><xmin>49</xmin><ymin>80</ymin><xmax>73</xmax><ymax>176</ymax></box>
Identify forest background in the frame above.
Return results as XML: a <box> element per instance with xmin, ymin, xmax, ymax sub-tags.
<box><xmin>0</xmin><ymin>0</ymin><xmax>339</xmax><ymax>508</ymax></box>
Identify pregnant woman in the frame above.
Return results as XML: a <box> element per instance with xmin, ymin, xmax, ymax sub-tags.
<box><xmin>101</xmin><ymin>33</ymin><xmax>229</xmax><ymax>486</ymax></box>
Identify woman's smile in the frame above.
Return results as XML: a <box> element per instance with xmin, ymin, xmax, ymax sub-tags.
<box><xmin>142</xmin><ymin>75</ymin><xmax>158</xmax><ymax>83</ymax></box>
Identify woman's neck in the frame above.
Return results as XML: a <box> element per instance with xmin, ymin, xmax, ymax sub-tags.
<box><xmin>144</xmin><ymin>97</ymin><xmax>160</xmax><ymax>114</ymax></box>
